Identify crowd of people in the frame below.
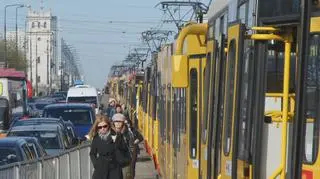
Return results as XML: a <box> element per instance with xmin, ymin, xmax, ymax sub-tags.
<box><xmin>88</xmin><ymin>98</ymin><xmax>143</xmax><ymax>179</ymax></box>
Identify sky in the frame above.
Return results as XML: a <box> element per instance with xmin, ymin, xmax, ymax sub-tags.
<box><xmin>0</xmin><ymin>0</ymin><xmax>209</xmax><ymax>89</ymax></box>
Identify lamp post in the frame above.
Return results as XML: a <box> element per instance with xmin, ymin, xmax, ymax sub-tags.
<box><xmin>15</xmin><ymin>5</ymin><xmax>23</xmax><ymax>55</ymax></box>
<box><xmin>4</xmin><ymin>3</ymin><xmax>24</xmax><ymax>68</ymax></box>
<box><xmin>15</xmin><ymin>5</ymin><xmax>30</xmax><ymax>55</ymax></box>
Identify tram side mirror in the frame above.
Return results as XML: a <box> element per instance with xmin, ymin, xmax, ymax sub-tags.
<box><xmin>264</xmin><ymin>115</ymin><xmax>272</xmax><ymax>123</ymax></box>
<box><xmin>172</xmin><ymin>55</ymin><xmax>188</xmax><ymax>88</ymax></box>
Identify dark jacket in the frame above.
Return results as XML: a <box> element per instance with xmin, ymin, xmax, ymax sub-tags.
<box><xmin>104</xmin><ymin>105</ymin><xmax>116</xmax><ymax>119</ymax></box>
<box><xmin>90</xmin><ymin>130</ymin><xmax>128</xmax><ymax>179</ymax></box>
<box><xmin>122</xmin><ymin>126</ymin><xmax>144</xmax><ymax>155</ymax></box>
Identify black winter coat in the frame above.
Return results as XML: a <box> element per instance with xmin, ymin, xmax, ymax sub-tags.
<box><xmin>122</xmin><ymin>126</ymin><xmax>144</xmax><ymax>155</ymax></box>
<box><xmin>90</xmin><ymin>130</ymin><xmax>129</xmax><ymax>179</ymax></box>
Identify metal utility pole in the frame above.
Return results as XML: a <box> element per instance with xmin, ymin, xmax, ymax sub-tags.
<box><xmin>141</xmin><ymin>30</ymin><xmax>174</xmax><ymax>52</ymax></box>
<box><xmin>15</xmin><ymin>5</ymin><xmax>24</xmax><ymax>55</ymax></box>
<box><xmin>47</xmin><ymin>39</ymin><xmax>49</xmax><ymax>94</ymax></box>
<box><xmin>29</xmin><ymin>33</ymin><xmax>33</xmax><ymax>85</ymax></box>
<box><xmin>24</xmin><ymin>18</ymin><xmax>27</xmax><ymax>73</ymax></box>
<box><xmin>35</xmin><ymin>35</ymin><xmax>38</xmax><ymax>96</ymax></box>
<box><xmin>125</xmin><ymin>47</ymin><xmax>150</xmax><ymax>69</ymax></box>
<box><xmin>156</xmin><ymin>1</ymin><xmax>208</xmax><ymax>31</ymax></box>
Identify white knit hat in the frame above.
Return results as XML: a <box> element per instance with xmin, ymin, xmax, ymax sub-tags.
<box><xmin>112</xmin><ymin>113</ymin><xmax>125</xmax><ymax>122</ymax></box>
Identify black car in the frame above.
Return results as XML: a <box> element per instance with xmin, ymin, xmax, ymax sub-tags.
<box><xmin>43</xmin><ymin>103</ymin><xmax>95</xmax><ymax>139</ymax></box>
<box><xmin>28</xmin><ymin>101</ymin><xmax>52</xmax><ymax>117</ymax></box>
<box><xmin>0</xmin><ymin>137</ymin><xmax>35</xmax><ymax>166</ymax></box>
<box><xmin>7</xmin><ymin>136</ymin><xmax>47</xmax><ymax>158</ymax></box>
<box><xmin>7</xmin><ymin>124</ymin><xmax>69</xmax><ymax>156</ymax></box>
<box><xmin>10</xmin><ymin>118</ymin><xmax>78</xmax><ymax>148</ymax></box>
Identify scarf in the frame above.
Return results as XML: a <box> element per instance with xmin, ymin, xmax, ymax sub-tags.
<box><xmin>99</xmin><ymin>130</ymin><xmax>110</xmax><ymax>141</ymax></box>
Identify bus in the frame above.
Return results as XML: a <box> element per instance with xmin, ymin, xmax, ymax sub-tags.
<box><xmin>0</xmin><ymin>68</ymin><xmax>31</xmax><ymax>131</ymax></box>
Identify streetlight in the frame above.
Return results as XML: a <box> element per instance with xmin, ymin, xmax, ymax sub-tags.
<box><xmin>4</xmin><ymin>3</ymin><xmax>24</xmax><ymax>68</ymax></box>
<box><xmin>15</xmin><ymin>5</ymin><xmax>30</xmax><ymax>55</ymax></box>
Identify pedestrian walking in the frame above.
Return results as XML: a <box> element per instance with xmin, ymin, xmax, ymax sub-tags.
<box><xmin>104</xmin><ymin>98</ymin><xmax>116</xmax><ymax>119</ymax></box>
<box><xmin>125</xmin><ymin>119</ymin><xmax>143</xmax><ymax>179</ymax></box>
<box><xmin>89</xmin><ymin>114</ymin><xmax>130</xmax><ymax>179</ymax></box>
<box><xmin>112</xmin><ymin>113</ymin><xmax>143</xmax><ymax>179</ymax></box>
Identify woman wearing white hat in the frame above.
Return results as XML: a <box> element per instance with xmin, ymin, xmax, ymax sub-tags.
<box><xmin>112</xmin><ymin>113</ymin><xmax>126</xmax><ymax>133</ymax></box>
<box><xmin>112</xmin><ymin>113</ymin><xmax>134</xmax><ymax>179</ymax></box>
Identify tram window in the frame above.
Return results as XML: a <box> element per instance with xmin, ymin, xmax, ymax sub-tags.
<box><xmin>208</xmin><ymin>25</ymin><xmax>214</xmax><ymax>39</ymax></box>
<box><xmin>237</xmin><ymin>45</ymin><xmax>254</xmax><ymax>160</ymax></box>
<box><xmin>215</xmin><ymin>19</ymin><xmax>220</xmax><ymax>40</ymax></box>
<box><xmin>202</xmin><ymin>54</ymin><xmax>212</xmax><ymax>143</ymax></box>
<box><xmin>167</xmin><ymin>87</ymin><xmax>171</xmax><ymax>143</ymax></box>
<box><xmin>304</xmin><ymin>34</ymin><xmax>320</xmax><ymax>163</ymax></box>
<box><xmin>172</xmin><ymin>91</ymin><xmax>176</xmax><ymax>148</ymax></box>
<box><xmin>266</xmin><ymin>42</ymin><xmax>296</xmax><ymax>93</ymax></box>
<box><xmin>223</xmin><ymin>15</ymin><xmax>228</xmax><ymax>35</ymax></box>
<box><xmin>189</xmin><ymin>69</ymin><xmax>198</xmax><ymax>159</ymax></box>
<box><xmin>181</xmin><ymin>89</ymin><xmax>186</xmax><ymax>133</ymax></box>
<box><xmin>176</xmin><ymin>89</ymin><xmax>181</xmax><ymax>149</ymax></box>
<box><xmin>238</xmin><ymin>2</ymin><xmax>247</xmax><ymax>24</ymax></box>
<box><xmin>223</xmin><ymin>40</ymin><xmax>236</xmax><ymax>156</ymax></box>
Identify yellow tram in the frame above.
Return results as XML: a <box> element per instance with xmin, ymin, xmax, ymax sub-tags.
<box><xmin>110</xmin><ymin>0</ymin><xmax>320</xmax><ymax>178</ymax></box>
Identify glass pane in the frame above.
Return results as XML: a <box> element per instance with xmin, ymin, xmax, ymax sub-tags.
<box><xmin>202</xmin><ymin>55</ymin><xmax>211</xmax><ymax>143</ymax></box>
<box><xmin>237</xmin><ymin>45</ymin><xmax>254</xmax><ymax>160</ymax></box>
<box><xmin>223</xmin><ymin>40</ymin><xmax>236</xmax><ymax>156</ymax></box>
<box><xmin>238</xmin><ymin>3</ymin><xmax>247</xmax><ymax>24</ymax></box>
<box><xmin>190</xmin><ymin>69</ymin><xmax>198</xmax><ymax>158</ymax></box>
<box><xmin>304</xmin><ymin>34</ymin><xmax>320</xmax><ymax>163</ymax></box>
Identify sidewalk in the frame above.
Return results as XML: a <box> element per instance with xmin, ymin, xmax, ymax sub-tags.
<box><xmin>135</xmin><ymin>142</ymin><xmax>158</xmax><ymax>179</ymax></box>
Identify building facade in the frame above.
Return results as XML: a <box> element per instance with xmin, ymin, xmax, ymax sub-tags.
<box><xmin>6</xmin><ymin>30</ymin><xmax>26</xmax><ymax>50</ymax></box>
<box><xmin>26</xmin><ymin>8</ymin><xmax>58</xmax><ymax>96</ymax></box>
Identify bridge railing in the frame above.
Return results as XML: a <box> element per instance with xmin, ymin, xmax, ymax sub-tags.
<box><xmin>0</xmin><ymin>142</ymin><xmax>93</xmax><ymax>179</ymax></box>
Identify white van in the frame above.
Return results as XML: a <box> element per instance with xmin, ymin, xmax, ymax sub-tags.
<box><xmin>66</xmin><ymin>85</ymin><xmax>100</xmax><ymax>114</ymax></box>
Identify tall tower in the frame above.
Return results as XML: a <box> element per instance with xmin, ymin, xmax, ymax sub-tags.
<box><xmin>26</xmin><ymin>8</ymin><xmax>58</xmax><ymax>95</ymax></box>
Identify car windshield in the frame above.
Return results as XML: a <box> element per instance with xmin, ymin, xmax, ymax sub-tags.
<box><xmin>45</xmin><ymin>108</ymin><xmax>92</xmax><ymax>125</ymax></box>
<box><xmin>9</xmin><ymin>131</ymin><xmax>62</xmax><ymax>149</ymax></box>
<box><xmin>0</xmin><ymin>148</ymin><xmax>18</xmax><ymax>166</ymax></box>
<box><xmin>67</xmin><ymin>96</ymin><xmax>97</xmax><ymax>106</ymax></box>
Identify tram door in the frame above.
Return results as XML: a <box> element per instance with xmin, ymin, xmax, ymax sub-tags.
<box><xmin>186</xmin><ymin>54</ymin><xmax>206</xmax><ymax>179</ymax></box>
<box><xmin>302</xmin><ymin>12</ymin><xmax>320</xmax><ymax>179</ymax></box>
<box><xmin>220</xmin><ymin>23</ymin><xmax>249</xmax><ymax>179</ymax></box>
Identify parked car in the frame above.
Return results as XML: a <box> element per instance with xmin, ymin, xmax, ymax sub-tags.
<box><xmin>0</xmin><ymin>137</ymin><xmax>35</xmax><ymax>166</ymax></box>
<box><xmin>43</xmin><ymin>103</ymin><xmax>95</xmax><ymax>139</ymax></box>
<box><xmin>6</xmin><ymin>136</ymin><xmax>47</xmax><ymax>158</ymax></box>
<box><xmin>7</xmin><ymin>124</ymin><xmax>69</xmax><ymax>156</ymax></box>
<box><xmin>28</xmin><ymin>101</ymin><xmax>52</xmax><ymax>117</ymax></box>
<box><xmin>10</xmin><ymin>118</ymin><xmax>78</xmax><ymax>148</ymax></box>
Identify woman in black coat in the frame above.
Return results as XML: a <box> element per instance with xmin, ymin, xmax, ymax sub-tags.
<box><xmin>89</xmin><ymin>115</ymin><xmax>129</xmax><ymax>179</ymax></box>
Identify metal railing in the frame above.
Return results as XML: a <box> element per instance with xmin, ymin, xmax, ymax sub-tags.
<box><xmin>0</xmin><ymin>142</ymin><xmax>93</xmax><ymax>179</ymax></box>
